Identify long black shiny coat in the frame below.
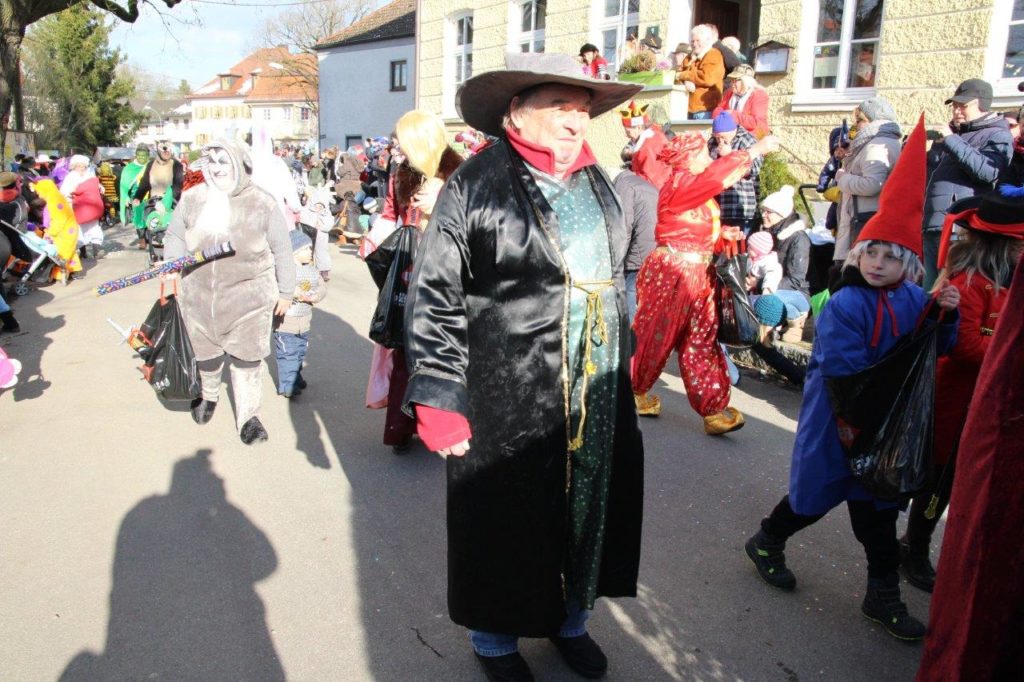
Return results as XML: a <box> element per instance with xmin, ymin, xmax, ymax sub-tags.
<box><xmin>402</xmin><ymin>140</ymin><xmax>644</xmax><ymax>636</ymax></box>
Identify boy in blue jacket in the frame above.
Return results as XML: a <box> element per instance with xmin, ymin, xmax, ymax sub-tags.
<box><xmin>745</xmin><ymin>118</ymin><xmax>961</xmax><ymax>641</ymax></box>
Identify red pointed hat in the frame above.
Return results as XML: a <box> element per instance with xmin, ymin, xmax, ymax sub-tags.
<box><xmin>855</xmin><ymin>113</ymin><xmax>927</xmax><ymax>258</ymax></box>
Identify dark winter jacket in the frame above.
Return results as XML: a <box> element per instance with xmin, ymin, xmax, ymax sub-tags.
<box><xmin>133</xmin><ymin>158</ymin><xmax>184</xmax><ymax>204</ymax></box>
<box><xmin>612</xmin><ymin>170</ymin><xmax>657</xmax><ymax>272</ymax></box>
<box><xmin>402</xmin><ymin>139</ymin><xmax>644</xmax><ymax>637</ymax></box>
<box><xmin>999</xmin><ymin>140</ymin><xmax>1024</xmax><ymax>189</ymax></box>
<box><xmin>771</xmin><ymin>213</ymin><xmax>811</xmax><ymax>299</ymax></box>
<box><xmin>923</xmin><ymin>113</ymin><xmax>1013</xmax><ymax>232</ymax></box>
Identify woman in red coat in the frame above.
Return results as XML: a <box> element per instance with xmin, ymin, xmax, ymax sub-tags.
<box><xmin>712</xmin><ymin>64</ymin><xmax>770</xmax><ymax>138</ymax></box>
<box><xmin>900</xmin><ymin>189</ymin><xmax>1024</xmax><ymax>592</ymax></box>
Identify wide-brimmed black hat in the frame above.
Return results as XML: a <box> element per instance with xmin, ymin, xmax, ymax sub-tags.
<box><xmin>938</xmin><ymin>189</ymin><xmax>1024</xmax><ymax>268</ymax></box>
<box><xmin>457</xmin><ymin>52</ymin><xmax>643</xmax><ymax>137</ymax></box>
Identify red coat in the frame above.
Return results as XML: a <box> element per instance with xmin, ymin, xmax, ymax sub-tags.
<box><xmin>932</xmin><ymin>270</ymin><xmax>1009</xmax><ymax>465</ymax></box>
<box><xmin>655</xmin><ymin>151</ymin><xmax>753</xmax><ymax>253</ymax></box>
<box><xmin>916</xmin><ymin>257</ymin><xmax>1024</xmax><ymax>681</ymax></box>
<box><xmin>712</xmin><ymin>88</ymin><xmax>770</xmax><ymax>138</ymax></box>
<box><xmin>631</xmin><ymin>126</ymin><xmax>671</xmax><ymax>190</ymax></box>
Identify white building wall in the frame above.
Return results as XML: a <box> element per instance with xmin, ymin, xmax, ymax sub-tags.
<box><xmin>317</xmin><ymin>36</ymin><xmax>415</xmax><ymax>151</ymax></box>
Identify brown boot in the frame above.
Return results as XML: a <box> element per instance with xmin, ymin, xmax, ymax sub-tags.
<box><xmin>704</xmin><ymin>407</ymin><xmax>745</xmax><ymax>435</ymax></box>
<box><xmin>137</xmin><ymin>237</ymin><xmax>147</xmax><ymax>250</ymax></box>
<box><xmin>781</xmin><ymin>314</ymin><xmax>808</xmax><ymax>344</ymax></box>
<box><xmin>634</xmin><ymin>392</ymin><xmax>662</xmax><ymax>417</ymax></box>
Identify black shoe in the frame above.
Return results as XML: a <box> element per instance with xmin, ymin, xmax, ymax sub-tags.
<box><xmin>79</xmin><ymin>245</ymin><xmax>89</xmax><ymax>260</ymax></box>
<box><xmin>861</xmin><ymin>574</ymin><xmax>926</xmax><ymax>641</ymax></box>
<box><xmin>392</xmin><ymin>438</ymin><xmax>412</xmax><ymax>455</ymax></box>
<box><xmin>474</xmin><ymin>652</ymin><xmax>535</xmax><ymax>682</ymax></box>
<box><xmin>295</xmin><ymin>374</ymin><xmax>308</xmax><ymax>390</ymax></box>
<box><xmin>745</xmin><ymin>529</ymin><xmax>797</xmax><ymax>591</ymax></box>
<box><xmin>240</xmin><ymin>417</ymin><xmax>269</xmax><ymax>445</ymax></box>
<box><xmin>899</xmin><ymin>539</ymin><xmax>935</xmax><ymax>593</ymax></box>
<box><xmin>549</xmin><ymin>632</ymin><xmax>608</xmax><ymax>679</ymax></box>
<box><xmin>0</xmin><ymin>311</ymin><xmax>20</xmax><ymax>334</ymax></box>
<box><xmin>190</xmin><ymin>398</ymin><xmax>217</xmax><ymax>425</ymax></box>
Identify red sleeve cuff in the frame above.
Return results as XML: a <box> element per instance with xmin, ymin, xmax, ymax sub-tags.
<box><xmin>415</xmin><ymin>404</ymin><xmax>472</xmax><ymax>452</ymax></box>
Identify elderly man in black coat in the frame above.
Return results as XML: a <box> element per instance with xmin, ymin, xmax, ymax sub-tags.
<box><xmin>402</xmin><ymin>53</ymin><xmax>645</xmax><ymax>682</ymax></box>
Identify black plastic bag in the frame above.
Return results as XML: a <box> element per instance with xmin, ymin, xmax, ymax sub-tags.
<box><xmin>826</xmin><ymin>323</ymin><xmax>938</xmax><ymax>501</ymax></box>
<box><xmin>368</xmin><ymin>226</ymin><xmax>415</xmax><ymax>348</ymax></box>
<box><xmin>715</xmin><ymin>251</ymin><xmax>759</xmax><ymax>347</ymax></box>
<box><xmin>364</xmin><ymin>225</ymin><xmax>409</xmax><ymax>290</ymax></box>
<box><xmin>137</xmin><ymin>293</ymin><xmax>201</xmax><ymax>401</ymax></box>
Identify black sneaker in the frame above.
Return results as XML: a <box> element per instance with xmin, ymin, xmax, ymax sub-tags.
<box><xmin>295</xmin><ymin>374</ymin><xmax>308</xmax><ymax>390</ymax></box>
<box><xmin>861</xmin><ymin>575</ymin><xmax>926</xmax><ymax>641</ymax></box>
<box><xmin>549</xmin><ymin>632</ymin><xmax>608</xmax><ymax>679</ymax></box>
<box><xmin>745</xmin><ymin>530</ymin><xmax>797</xmax><ymax>591</ymax></box>
<box><xmin>474</xmin><ymin>652</ymin><xmax>535</xmax><ymax>682</ymax></box>
<box><xmin>0</xmin><ymin>311</ymin><xmax>20</xmax><ymax>334</ymax></box>
<box><xmin>190</xmin><ymin>398</ymin><xmax>217</xmax><ymax>425</ymax></box>
<box><xmin>899</xmin><ymin>539</ymin><xmax>935</xmax><ymax>593</ymax></box>
<box><xmin>240</xmin><ymin>417</ymin><xmax>269</xmax><ymax>445</ymax></box>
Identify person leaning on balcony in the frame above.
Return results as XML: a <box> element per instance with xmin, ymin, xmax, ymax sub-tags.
<box><xmin>675</xmin><ymin>24</ymin><xmax>726</xmax><ymax>120</ymax></box>
<box><xmin>579</xmin><ymin>42</ymin><xmax>610</xmax><ymax>80</ymax></box>
<box><xmin>712</xmin><ymin>64</ymin><xmax>770</xmax><ymax>138</ymax></box>
<box><xmin>402</xmin><ymin>51</ymin><xmax>645</xmax><ymax>682</ymax></box>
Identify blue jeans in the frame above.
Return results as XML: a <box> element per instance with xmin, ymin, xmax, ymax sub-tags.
<box><xmin>273</xmin><ymin>330</ymin><xmax>308</xmax><ymax>394</ymax></box>
<box><xmin>625</xmin><ymin>270</ymin><xmax>639</xmax><ymax>324</ymax></box>
<box><xmin>471</xmin><ymin>602</ymin><xmax>590</xmax><ymax>657</ymax></box>
<box><xmin>690</xmin><ymin>111</ymin><xmax>712</xmax><ymax>120</ymax></box>
<box><xmin>0</xmin><ymin>292</ymin><xmax>10</xmax><ymax>314</ymax></box>
<box><xmin>774</xmin><ymin>289</ymin><xmax>810</xmax><ymax>321</ymax></box>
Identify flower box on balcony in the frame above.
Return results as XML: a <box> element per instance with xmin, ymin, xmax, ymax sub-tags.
<box><xmin>617</xmin><ymin>70</ymin><xmax>676</xmax><ymax>86</ymax></box>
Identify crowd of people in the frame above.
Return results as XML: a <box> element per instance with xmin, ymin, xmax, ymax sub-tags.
<box><xmin>2</xmin><ymin>32</ymin><xmax>1023</xmax><ymax>682</ymax></box>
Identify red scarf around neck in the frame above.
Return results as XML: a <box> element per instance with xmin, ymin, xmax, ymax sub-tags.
<box><xmin>504</xmin><ymin>125</ymin><xmax>598</xmax><ymax>178</ymax></box>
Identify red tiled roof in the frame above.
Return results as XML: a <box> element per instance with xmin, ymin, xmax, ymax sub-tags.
<box><xmin>315</xmin><ymin>0</ymin><xmax>415</xmax><ymax>50</ymax></box>
<box><xmin>187</xmin><ymin>47</ymin><xmax>316</xmax><ymax>103</ymax></box>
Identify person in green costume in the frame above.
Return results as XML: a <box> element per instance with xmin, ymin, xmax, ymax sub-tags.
<box><xmin>119</xmin><ymin>144</ymin><xmax>149</xmax><ymax>248</ymax></box>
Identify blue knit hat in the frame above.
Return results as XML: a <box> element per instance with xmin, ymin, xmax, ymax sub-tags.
<box><xmin>712</xmin><ymin>112</ymin><xmax>737</xmax><ymax>134</ymax></box>
<box><xmin>289</xmin><ymin>229</ymin><xmax>312</xmax><ymax>252</ymax></box>
<box><xmin>753</xmin><ymin>294</ymin><xmax>785</xmax><ymax>327</ymax></box>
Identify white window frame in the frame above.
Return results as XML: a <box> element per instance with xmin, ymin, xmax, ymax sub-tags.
<box><xmin>792</xmin><ymin>0</ymin><xmax>881</xmax><ymax>112</ymax></box>
<box><xmin>444</xmin><ymin>11</ymin><xmax>474</xmax><ymax>118</ymax></box>
<box><xmin>590</xmin><ymin>0</ymin><xmax>639</xmax><ymax>73</ymax></box>
<box><xmin>510</xmin><ymin>0</ymin><xmax>546</xmax><ymax>53</ymax></box>
<box><xmin>985</xmin><ymin>0</ymin><xmax>1024</xmax><ymax>106</ymax></box>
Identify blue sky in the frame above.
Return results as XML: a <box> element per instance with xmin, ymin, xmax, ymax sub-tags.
<box><xmin>109</xmin><ymin>0</ymin><xmax>294</xmax><ymax>90</ymax></box>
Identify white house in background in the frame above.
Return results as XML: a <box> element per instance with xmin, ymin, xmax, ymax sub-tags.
<box><xmin>128</xmin><ymin>98</ymin><xmax>193</xmax><ymax>153</ymax></box>
<box><xmin>188</xmin><ymin>47</ymin><xmax>318</xmax><ymax>148</ymax></box>
<box><xmin>315</xmin><ymin>0</ymin><xmax>416</xmax><ymax>151</ymax></box>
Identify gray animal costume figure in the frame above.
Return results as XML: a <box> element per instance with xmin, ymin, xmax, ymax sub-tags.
<box><xmin>164</xmin><ymin>139</ymin><xmax>296</xmax><ymax>444</ymax></box>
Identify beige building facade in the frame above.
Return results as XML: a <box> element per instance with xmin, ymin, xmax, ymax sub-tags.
<box><xmin>416</xmin><ymin>0</ymin><xmax>1022</xmax><ymax>177</ymax></box>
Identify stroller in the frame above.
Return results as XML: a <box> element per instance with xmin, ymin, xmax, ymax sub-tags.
<box><xmin>142</xmin><ymin>194</ymin><xmax>174</xmax><ymax>264</ymax></box>
<box><xmin>1</xmin><ymin>207</ymin><xmax>69</xmax><ymax>295</ymax></box>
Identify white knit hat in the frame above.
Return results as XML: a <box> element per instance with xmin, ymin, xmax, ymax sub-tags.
<box><xmin>761</xmin><ymin>185</ymin><xmax>795</xmax><ymax>217</ymax></box>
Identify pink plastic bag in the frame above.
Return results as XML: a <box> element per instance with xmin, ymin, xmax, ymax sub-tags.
<box><xmin>365</xmin><ymin>344</ymin><xmax>393</xmax><ymax>408</ymax></box>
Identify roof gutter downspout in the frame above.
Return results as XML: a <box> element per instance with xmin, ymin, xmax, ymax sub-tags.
<box><xmin>414</xmin><ymin>0</ymin><xmax>421</xmax><ymax>109</ymax></box>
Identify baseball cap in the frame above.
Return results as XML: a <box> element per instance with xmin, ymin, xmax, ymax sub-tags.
<box><xmin>945</xmin><ymin>79</ymin><xmax>993</xmax><ymax>109</ymax></box>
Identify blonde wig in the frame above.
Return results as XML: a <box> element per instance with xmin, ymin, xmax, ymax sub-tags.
<box><xmin>395</xmin><ymin>109</ymin><xmax>448</xmax><ymax>179</ymax></box>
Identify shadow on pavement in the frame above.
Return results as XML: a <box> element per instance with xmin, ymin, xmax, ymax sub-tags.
<box><xmin>0</xmin><ymin>288</ymin><xmax>61</xmax><ymax>401</ymax></box>
<box><xmin>58</xmin><ymin>449</ymin><xmax>284</xmax><ymax>681</ymax></box>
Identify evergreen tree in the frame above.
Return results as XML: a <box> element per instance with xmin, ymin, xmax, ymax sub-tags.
<box><xmin>22</xmin><ymin>5</ymin><xmax>142</xmax><ymax>152</ymax></box>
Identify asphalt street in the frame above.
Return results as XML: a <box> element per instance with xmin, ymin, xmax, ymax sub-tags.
<box><xmin>0</xmin><ymin>223</ymin><xmax>936</xmax><ymax>681</ymax></box>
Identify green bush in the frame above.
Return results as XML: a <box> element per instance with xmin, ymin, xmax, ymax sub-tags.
<box><xmin>758</xmin><ymin>152</ymin><xmax>801</xmax><ymax>200</ymax></box>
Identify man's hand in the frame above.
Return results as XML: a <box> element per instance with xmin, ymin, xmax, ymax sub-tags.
<box><xmin>274</xmin><ymin>298</ymin><xmax>292</xmax><ymax>316</ymax></box>
<box><xmin>930</xmin><ymin>124</ymin><xmax>953</xmax><ymax>139</ymax></box>
<box><xmin>936</xmin><ymin>282</ymin><xmax>960</xmax><ymax>311</ymax></box>
<box><xmin>439</xmin><ymin>439</ymin><xmax>470</xmax><ymax>457</ymax></box>
<box><xmin>751</xmin><ymin>135</ymin><xmax>780</xmax><ymax>158</ymax></box>
<box><xmin>682</xmin><ymin>80</ymin><xmax>696</xmax><ymax>93</ymax></box>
